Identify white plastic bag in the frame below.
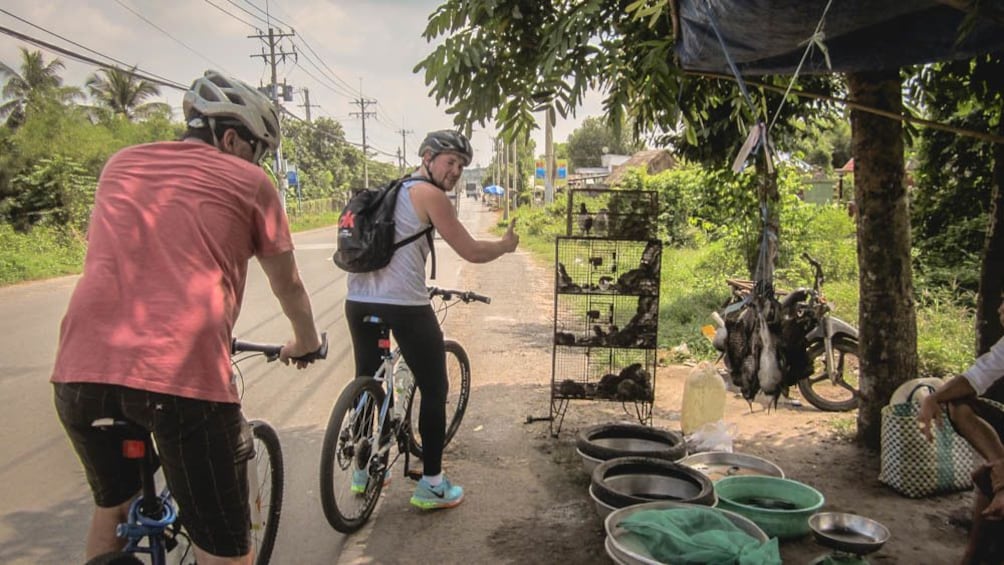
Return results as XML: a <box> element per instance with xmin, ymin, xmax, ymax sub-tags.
<box><xmin>687</xmin><ymin>420</ymin><xmax>737</xmax><ymax>453</ymax></box>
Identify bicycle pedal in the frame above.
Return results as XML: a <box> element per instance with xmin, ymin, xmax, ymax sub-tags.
<box><xmin>405</xmin><ymin>469</ymin><xmax>422</xmax><ymax>481</ymax></box>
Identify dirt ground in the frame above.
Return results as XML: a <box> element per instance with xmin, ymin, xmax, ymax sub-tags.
<box><xmin>339</xmin><ymin>206</ymin><xmax>973</xmax><ymax>564</ymax></box>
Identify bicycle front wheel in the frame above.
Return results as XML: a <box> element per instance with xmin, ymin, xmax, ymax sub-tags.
<box><xmin>319</xmin><ymin>377</ymin><xmax>387</xmax><ymax>533</ymax></box>
<box><xmin>248</xmin><ymin>420</ymin><xmax>283</xmax><ymax>565</ymax></box>
<box><xmin>407</xmin><ymin>339</ymin><xmax>471</xmax><ymax>458</ymax></box>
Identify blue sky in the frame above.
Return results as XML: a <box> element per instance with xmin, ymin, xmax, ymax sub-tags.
<box><xmin>1</xmin><ymin>1</ymin><xmax>603</xmax><ymax>168</ymax></box>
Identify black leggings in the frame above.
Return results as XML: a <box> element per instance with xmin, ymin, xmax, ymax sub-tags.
<box><xmin>345</xmin><ymin>300</ymin><xmax>448</xmax><ymax>476</ymax></box>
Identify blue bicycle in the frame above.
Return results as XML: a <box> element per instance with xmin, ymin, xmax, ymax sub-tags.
<box><xmin>86</xmin><ymin>335</ymin><xmax>327</xmax><ymax>565</ymax></box>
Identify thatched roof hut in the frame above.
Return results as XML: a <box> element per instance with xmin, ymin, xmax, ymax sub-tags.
<box><xmin>605</xmin><ymin>149</ymin><xmax>677</xmax><ymax>187</ymax></box>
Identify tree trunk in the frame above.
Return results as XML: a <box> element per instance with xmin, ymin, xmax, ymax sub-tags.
<box><xmin>977</xmin><ymin>110</ymin><xmax>1004</xmax><ymax>355</ymax></box>
<box><xmin>847</xmin><ymin>70</ymin><xmax>918</xmax><ymax>449</ymax></box>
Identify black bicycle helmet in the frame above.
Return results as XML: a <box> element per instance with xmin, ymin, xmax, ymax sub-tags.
<box><xmin>418</xmin><ymin>130</ymin><xmax>473</xmax><ymax>166</ymax></box>
<box><xmin>183</xmin><ymin>70</ymin><xmax>280</xmax><ymax>160</ymax></box>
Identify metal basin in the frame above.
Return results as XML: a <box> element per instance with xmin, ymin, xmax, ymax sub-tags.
<box><xmin>591</xmin><ymin>457</ymin><xmax>717</xmax><ymax>510</ymax></box>
<box><xmin>604</xmin><ymin>501</ymin><xmax>769</xmax><ymax>565</ymax></box>
<box><xmin>680</xmin><ymin>451</ymin><xmax>784</xmax><ymax>482</ymax></box>
<box><xmin>809</xmin><ymin>512</ymin><xmax>890</xmax><ymax>555</ymax></box>
<box><xmin>576</xmin><ymin>423</ymin><xmax>687</xmax><ymax>466</ymax></box>
<box><xmin>577</xmin><ymin>448</ymin><xmax>603</xmax><ymax>475</ymax></box>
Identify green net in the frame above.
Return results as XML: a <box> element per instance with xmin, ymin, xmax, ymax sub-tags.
<box><xmin>617</xmin><ymin>507</ymin><xmax>781</xmax><ymax>565</ymax></box>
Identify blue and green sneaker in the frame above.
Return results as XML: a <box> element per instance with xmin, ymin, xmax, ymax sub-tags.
<box><xmin>409</xmin><ymin>476</ymin><xmax>464</xmax><ymax>510</ymax></box>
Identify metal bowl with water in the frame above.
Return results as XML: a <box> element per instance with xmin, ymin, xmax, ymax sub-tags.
<box><xmin>809</xmin><ymin>512</ymin><xmax>890</xmax><ymax>555</ymax></box>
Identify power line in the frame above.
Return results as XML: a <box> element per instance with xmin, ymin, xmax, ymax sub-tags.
<box><xmin>289</xmin><ymin>36</ymin><xmax>357</xmax><ymax>94</ymax></box>
<box><xmin>222</xmin><ymin>0</ymin><xmax>270</xmax><ymax>27</ymax></box>
<box><xmin>240</xmin><ymin>0</ymin><xmax>294</xmax><ymax>30</ymax></box>
<box><xmin>281</xmin><ymin>107</ymin><xmax>397</xmax><ymax>158</ymax></box>
<box><xmin>0</xmin><ymin>24</ymin><xmax>187</xmax><ymax>91</ymax></box>
<box><xmin>113</xmin><ymin>0</ymin><xmax>231</xmax><ymax>74</ymax></box>
<box><xmin>0</xmin><ymin>7</ymin><xmax>181</xmax><ymax>88</ymax></box>
<box><xmin>292</xmin><ymin>62</ymin><xmax>351</xmax><ymax>100</ymax></box>
<box><xmin>292</xmin><ymin>50</ymin><xmax>355</xmax><ymax>97</ymax></box>
<box><xmin>201</xmin><ymin>0</ymin><xmax>258</xmax><ymax>28</ymax></box>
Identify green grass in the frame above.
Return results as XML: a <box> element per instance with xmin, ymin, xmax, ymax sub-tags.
<box><xmin>288</xmin><ymin>210</ymin><xmax>339</xmax><ymax>233</ymax></box>
<box><xmin>0</xmin><ymin>224</ymin><xmax>87</xmax><ymax>285</ymax></box>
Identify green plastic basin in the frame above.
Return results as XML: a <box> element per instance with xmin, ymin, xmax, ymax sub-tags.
<box><xmin>714</xmin><ymin>475</ymin><xmax>825</xmax><ymax>539</ymax></box>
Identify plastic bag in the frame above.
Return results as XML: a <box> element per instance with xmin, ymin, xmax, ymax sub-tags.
<box><xmin>687</xmin><ymin>420</ymin><xmax>738</xmax><ymax>453</ymax></box>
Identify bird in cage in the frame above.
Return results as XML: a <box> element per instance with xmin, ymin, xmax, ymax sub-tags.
<box><xmin>577</xmin><ymin>203</ymin><xmax>594</xmax><ymax>235</ymax></box>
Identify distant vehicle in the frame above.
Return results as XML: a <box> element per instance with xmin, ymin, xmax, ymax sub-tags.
<box><xmin>465</xmin><ymin>182</ymin><xmax>479</xmax><ymax>198</ymax></box>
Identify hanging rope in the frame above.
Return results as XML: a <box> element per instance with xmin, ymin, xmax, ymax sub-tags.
<box><xmin>767</xmin><ymin>0</ymin><xmax>836</xmax><ymax>132</ymax></box>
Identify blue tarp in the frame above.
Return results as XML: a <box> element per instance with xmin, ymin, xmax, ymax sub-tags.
<box><xmin>675</xmin><ymin>0</ymin><xmax>1004</xmax><ymax>75</ymax></box>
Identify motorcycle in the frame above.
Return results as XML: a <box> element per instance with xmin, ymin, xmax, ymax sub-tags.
<box><xmin>708</xmin><ymin>253</ymin><xmax>861</xmax><ymax>412</ymax></box>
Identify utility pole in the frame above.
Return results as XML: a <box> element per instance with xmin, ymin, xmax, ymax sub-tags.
<box><xmin>545</xmin><ymin>105</ymin><xmax>555</xmax><ymax>204</ymax></box>
<box><xmin>250</xmin><ymin>27</ymin><xmax>296</xmax><ymax>206</ymax></box>
<box><xmin>298</xmin><ymin>87</ymin><xmax>320</xmax><ymax>122</ymax></box>
<box><xmin>350</xmin><ymin>88</ymin><xmax>377</xmax><ymax>188</ymax></box>
<box><xmin>397</xmin><ymin>127</ymin><xmax>413</xmax><ymax>174</ymax></box>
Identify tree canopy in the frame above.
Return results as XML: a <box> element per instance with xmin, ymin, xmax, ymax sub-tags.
<box><xmin>85</xmin><ymin>66</ymin><xmax>171</xmax><ymax>121</ymax></box>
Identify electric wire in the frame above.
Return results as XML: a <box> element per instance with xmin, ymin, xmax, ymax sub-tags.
<box><xmin>240</xmin><ymin>0</ymin><xmax>294</xmax><ymax>30</ymax></box>
<box><xmin>0</xmin><ymin>7</ymin><xmax>181</xmax><ymax>88</ymax></box>
<box><xmin>221</xmin><ymin>0</ymin><xmax>271</xmax><ymax>27</ymax></box>
<box><xmin>113</xmin><ymin>0</ymin><xmax>232</xmax><ymax>74</ymax></box>
<box><xmin>292</xmin><ymin>62</ymin><xmax>351</xmax><ymax>100</ymax></box>
<box><xmin>0</xmin><ymin>24</ymin><xmax>187</xmax><ymax>91</ymax></box>
<box><xmin>201</xmin><ymin>0</ymin><xmax>258</xmax><ymax>29</ymax></box>
<box><xmin>281</xmin><ymin>106</ymin><xmax>398</xmax><ymax>159</ymax></box>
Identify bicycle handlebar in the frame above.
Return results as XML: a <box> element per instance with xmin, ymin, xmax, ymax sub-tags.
<box><xmin>428</xmin><ymin>286</ymin><xmax>491</xmax><ymax>305</ymax></box>
<box><xmin>231</xmin><ymin>332</ymin><xmax>329</xmax><ymax>363</ymax></box>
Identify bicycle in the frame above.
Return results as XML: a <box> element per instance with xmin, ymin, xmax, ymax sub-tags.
<box><xmin>319</xmin><ymin>287</ymin><xmax>490</xmax><ymax>533</ymax></box>
<box><xmin>86</xmin><ymin>335</ymin><xmax>328</xmax><ymax>565</ymax></box>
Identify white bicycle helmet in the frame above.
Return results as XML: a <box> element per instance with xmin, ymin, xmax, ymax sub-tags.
<box><xmin>183</xmin><ymin>70</ymin><xmax>280</xmax><ymax>155</ymax></box>
<box><xmin>418</xmin><ymin>130</ymin><xmax>473</xmax><ymax>166</ymax></box>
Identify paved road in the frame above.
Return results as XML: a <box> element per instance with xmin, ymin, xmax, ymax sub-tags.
<box><xmin>0</xmin><ymin>196</ymin><xmax>485</xmax><ymax>564</ymax></box>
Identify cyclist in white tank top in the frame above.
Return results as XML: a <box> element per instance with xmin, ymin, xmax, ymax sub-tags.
<box><xmin>344</xmin><ymin>130</ymin><xmax>518</xmax><ymax>510</ymax></box>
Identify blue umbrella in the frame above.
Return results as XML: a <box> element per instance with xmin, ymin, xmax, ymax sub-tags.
<box><xmin>483</xmin><ymin>184</ymin><xmax>505</xmax><ymax>195</ymax></box>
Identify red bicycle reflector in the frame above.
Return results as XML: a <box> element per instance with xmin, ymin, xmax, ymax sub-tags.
<box><xmin>123</xmin><ymin>440</ymin><xmax>146</xmax><ymax>459</ymax></box>
<box><xmin>378</xmin><ymin>338</ymin><xmax>391</xmax><ymax>349</ymax></box>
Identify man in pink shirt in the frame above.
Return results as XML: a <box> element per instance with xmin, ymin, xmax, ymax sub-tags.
<box><xmin>51</xmin><ymin>71</ymin><xmax>323</xmax><ymax>565</ymax></box>
<box><xmin>918</xmin><ymin>298</ymin><xmax>1004</xmax><ymax>564</ymax></box>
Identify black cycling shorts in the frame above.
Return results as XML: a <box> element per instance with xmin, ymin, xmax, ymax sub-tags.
<box><xmin>54</xmin><ymin>382</ymin><xmax>254</xmax><ymax>558</ymax></box>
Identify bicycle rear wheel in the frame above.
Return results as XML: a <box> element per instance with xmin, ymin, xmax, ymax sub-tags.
<box><xmin>319</xmin><ymin>377</ymin><xmax>387</xmax><ymax>533</ymax></box>
<box><xmin>248</xmin><ymin>420</ymin><xmax>283</xmax><ymax>565</ymax></box>
<box><xmin>407</xmin><ymin>339</ymin><xmax>471</xmax><ymax>458</ymax></box>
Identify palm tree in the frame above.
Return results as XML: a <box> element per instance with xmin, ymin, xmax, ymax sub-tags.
<box><xmin>85</xmin><ymin>66</ymin><xmax>170</xmax><ymax>121</ymax></box>
<box><xmin>0</xmin><ymin>48</ymin><xmax>80</xmax><ymax>127</ymax></box>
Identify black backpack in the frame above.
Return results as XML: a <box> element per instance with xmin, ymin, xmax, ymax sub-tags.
<box><xmin>332</xmin><ymin>175</ymin><xmax>437</xmax><ymax>278</ymax></box>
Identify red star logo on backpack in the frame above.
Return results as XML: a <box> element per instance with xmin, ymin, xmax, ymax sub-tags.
<box><xmin>339</xmin><ymin>211</ymin><xmax>355</xmax><ymax>229</ymax></box>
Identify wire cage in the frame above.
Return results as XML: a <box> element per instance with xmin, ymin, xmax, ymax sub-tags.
<box><xmin>548</xmin><ymin>234</ymin><xmax>663</xmax><ymax>435</ymax></box>
<box><xmin>551</xmin><ymin>346</ymin><xmax>658</xmax><ymax>402</ymax></box>
<box><xmin>566</xmin><ymin>188</ymin><xmax>659</xmax><ymax>239</ymax></box>
<box><xmin>555</xmin><ymin>238</ymin><xmax>662</xmax><ymax>296</ymax></box>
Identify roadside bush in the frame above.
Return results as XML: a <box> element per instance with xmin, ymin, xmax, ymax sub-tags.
<box><xmin>0</xmin><ymin>223</ymin><xmax>86</xmax><ymax>285</ymax></box>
